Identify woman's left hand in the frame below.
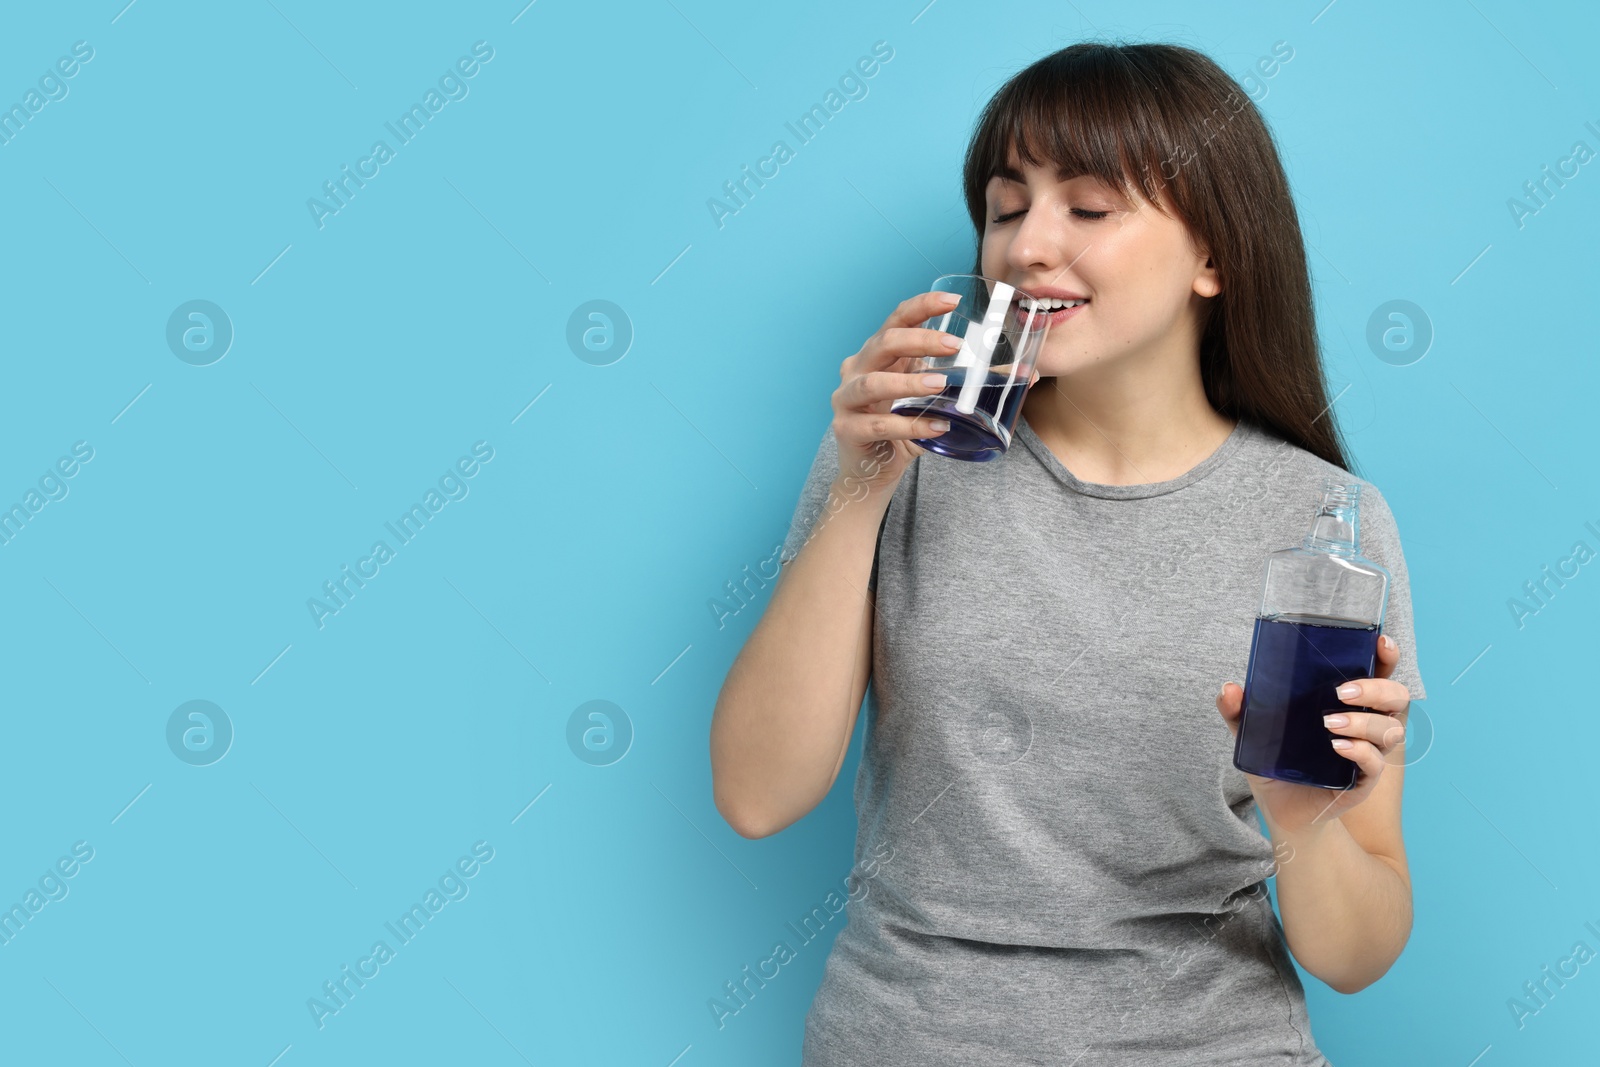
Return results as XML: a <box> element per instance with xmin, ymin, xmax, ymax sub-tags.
<box><xmin>1215</xmin><ymin>634</ymin><xmax>1411</xmax><ymax>836</ymax></box>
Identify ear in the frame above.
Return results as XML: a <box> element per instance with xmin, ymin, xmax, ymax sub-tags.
<box><xmin>1193</xmin><ymin>250</ymin><xmax>1221</xmax><ymax>299</ymax></box>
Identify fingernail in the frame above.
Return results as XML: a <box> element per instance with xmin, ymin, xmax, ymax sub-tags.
<box><xmin>939</xmin><ymin>292</ymin><xmax>962</xmax><ymax>304</ymax></box>
<box><xmin>1382</xmin><ymin>635</ymin><xmax>1396</xmax><ymax>650</ymax></box>
<box><xmin>927</xmin><ymin>419</ymin><xmax>950</xmax><ymax>431</ymax></box>
<box><xmin>921</xmin><ymin>373</ymin><xmax>947</xmax><ymax>387</ymax></box>
<box><xmin>1336</xmin><ymin>682</ymin><xmax>1361</xmax><ymax>699</ymax></box>
<box><xmin>1331</xmin><ymin>738</ymin><xmax>1353</xmax><ymax>749</ymax></box>
<box><xmin>941</xmin><ymin>333</ymin><xmax>963</xmax><ymax>349</ymax></box>
<box><xmin>1323</xmin><ymin>714</ymin><xmax>1348</xmax><ymax>728</ymax></box>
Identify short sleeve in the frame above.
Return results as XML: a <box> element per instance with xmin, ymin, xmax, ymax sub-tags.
<box><xmin>1359</xmin><ymin>484</ymin><xmax>1427</xmax><ymax>701</ymax></box>
<box><xmin>777</xmin><ymin>422</ymin><xmax>885</xmax><ymax>593</ymax></box>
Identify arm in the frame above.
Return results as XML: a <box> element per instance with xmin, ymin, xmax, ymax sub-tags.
<box><xmin>709</xmin><ymin>477</ymin><xmax>888</xmax><ymax>839</ymax></box>
<box><xmin>1262</xmin><ymin>731</ymin><xmax>1411</xmax><ymax>994</ymax></box>
<box><xmin>712</xmin><ymin>288</ymin><xmax>970</xmax><ymax>839</ymax></box>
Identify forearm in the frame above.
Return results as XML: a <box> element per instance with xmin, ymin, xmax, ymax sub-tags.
<box><xmin>710</xmin><ymin>478</ymin><xmax>888</xmax><ymax>838</ymax></box>
<box><xmin>1265</xmin><ymin>814</ymin><xmax>1412</xmax><ymax>994</ymax></box>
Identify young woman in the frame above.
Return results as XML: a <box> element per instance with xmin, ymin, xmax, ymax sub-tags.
<box><xmin>711</xmin><ymin>41</ymin><xmax>1425</xmax><ymax>1065</ymax></box>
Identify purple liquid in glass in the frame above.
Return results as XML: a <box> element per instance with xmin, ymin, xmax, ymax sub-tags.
<box><xmin>898</xmin><ymin>369</ymin><xmax>1027</xmax><ymax>462</ymax></box>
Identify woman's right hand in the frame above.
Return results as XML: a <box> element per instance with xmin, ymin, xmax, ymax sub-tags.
<box><xmin>830</xmin><ymin>290</ymin><xmax>968</xmax><ymax>496</ymax></box>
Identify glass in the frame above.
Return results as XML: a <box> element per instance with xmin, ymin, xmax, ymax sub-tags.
<box><xmin>1232</xmin><ymin>481</ymin><xmax>1391</xmax><ymax>789</ymax></box>
<box><xmin>888</xmin><ymin>274</ymin><xmax>1052</xmax><ymax>462</ymax></box>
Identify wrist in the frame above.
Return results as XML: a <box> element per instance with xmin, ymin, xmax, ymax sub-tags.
<box><xmin>1264</xmin><ymin>809</ymin><xmax>1338</xmax><ymax>849</ymax></box>
<box><xmin>829</xmin><ymin>468</ymin><xmax>895</xmax><ymax>507</ymax></box>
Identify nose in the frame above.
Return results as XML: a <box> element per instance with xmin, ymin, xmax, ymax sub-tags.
<box><xmin>1004</xmin><ymin>200</ymin><xmax>1081</xmax><ymax>278</ymax></box>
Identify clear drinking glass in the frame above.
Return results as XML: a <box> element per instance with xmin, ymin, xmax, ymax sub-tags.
<box><xmin>888</xmin><ymin>274</ymin><xmax>1052</xmax><ymax>462</ymax></box>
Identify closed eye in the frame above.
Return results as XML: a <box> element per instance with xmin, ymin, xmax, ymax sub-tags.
<box><xmin>991</xmin><ymin>207</ymin><xmax>1110</xmax><ymax>224</ymax></box>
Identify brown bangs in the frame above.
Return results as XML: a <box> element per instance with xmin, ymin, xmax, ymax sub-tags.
<box><xmin>963</xmin><ymin>48</ymin><xmax>1181</xmax><ymax>220</ymax></box>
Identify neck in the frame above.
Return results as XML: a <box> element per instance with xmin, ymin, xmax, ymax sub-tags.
<box><xmin>1020</xmin><ymin>341</ymin><xmax>1236</xmax><ymax>486</ymax></box>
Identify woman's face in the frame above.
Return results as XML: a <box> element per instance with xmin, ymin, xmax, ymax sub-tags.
<box><xmin>980</xmin><ymin>153</ymin><xmax>1219</xmax><ymax>379</ymax></box>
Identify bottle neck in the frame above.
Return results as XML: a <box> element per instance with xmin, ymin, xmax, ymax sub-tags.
<box><xmin>1304</xmin><ymin>502</ymin><xmax>1360</xmax><ymax>556</ymax></box>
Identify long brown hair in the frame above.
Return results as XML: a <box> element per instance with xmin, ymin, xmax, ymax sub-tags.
<box><xmin>961</xmin><ymin>41</ymin><xmax>1354</xmax><ymax>474</ymax></box>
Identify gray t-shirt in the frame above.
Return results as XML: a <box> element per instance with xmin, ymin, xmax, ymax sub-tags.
<box><xmin>777</xmin><ymin>413</ymin><xmax>1426</xmax><ymax>1066</ymax></box>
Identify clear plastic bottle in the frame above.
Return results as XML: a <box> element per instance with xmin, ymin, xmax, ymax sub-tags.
<box><xmin>1233</xmin><ymin>480</ymin><xmax>1390</xmax><ymax>789</ymax></box>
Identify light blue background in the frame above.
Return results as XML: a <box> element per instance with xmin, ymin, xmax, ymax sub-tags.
<box><xmin>0</xmin><ymin>1</ymin><xmax>1594</xmax><ymax>1064</ymax></box>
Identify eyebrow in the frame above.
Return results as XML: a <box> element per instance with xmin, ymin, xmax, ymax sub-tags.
<box><xmin>992</xmin><ymin>162</ymin><xmax>1082</xmax><ymax>185</ymax></box>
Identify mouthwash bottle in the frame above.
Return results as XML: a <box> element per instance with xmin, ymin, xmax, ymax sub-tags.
<box><xmin>1233</xmin><ymin>480</ymin><xmax>1390</xmax><ymax>790</ymax></box>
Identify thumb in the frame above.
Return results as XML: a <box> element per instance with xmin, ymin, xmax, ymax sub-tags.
<box><xmin>1215</xmin><ymin>682</ymin><xmax>1243</xmax><ymax>736</ymax></box>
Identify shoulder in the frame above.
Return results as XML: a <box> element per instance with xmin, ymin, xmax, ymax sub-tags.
<box><xmin>1243</xmin><ymin>421</ymin><xmax>1410</xmax><ymax>563</ymax></box>
<box><xmin>1244</xmin><ymin>421</ymin><xmax>1375</xmax><ymax>497</ymax></box>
